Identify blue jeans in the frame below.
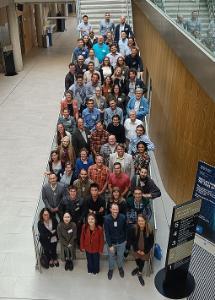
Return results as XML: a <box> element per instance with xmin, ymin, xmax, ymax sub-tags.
<box><xmin>107</xmin><ymin>241</ymin><xmax>126</xmax><ymax>270</ymax></box>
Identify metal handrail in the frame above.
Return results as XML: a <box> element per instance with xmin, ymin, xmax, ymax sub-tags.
<box><xmin>207</xmin><ymin>0</ymin><xmax>215</xmax><ymax>20</ymax></box>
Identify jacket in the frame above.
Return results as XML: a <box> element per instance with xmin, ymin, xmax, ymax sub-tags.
<box><xmin>104</xmin><ymin>213</ymin><xmax>127</xmax><ymax>247</ymax></box>
<box><xmin>38</xmin><ymin>218</ymin><xmax>58</xmax><ymax>248</ymax></box>
<box><xmin>86</xmin><ymin>197</ymin><xmax>106</xmax><ymax>225</ymax></box>
<box><xmin>42</xmin><ymin>183</ymin><xmax>66</xmax><ymax>210</ymax></box>
<box><xmin>131</xmin><ymin>175</ymin><xmax>161</xmax><ymax>199</ymax></box>
<box><xmin>80</xmin><ymin>224</ymin><xmax>104</xmax><ymax>253</ymax></box>
<box><xmin>127</xmin><ymin>225</ymin><xmax>154</xmax><ymax>253</ymax></box>
<box><xmin>72</xmin><ymin>127</ymin><xmax>91</xmax><ymax>156</ymax></box>
<box><xmin>62</xmin><ymin>196</ymin><xmax>86</xmax><ymax>223</ymax></box>
<box><xmin>114</xmin><ymin>23</ymin><xmax>134</xmax><ymax>43</ymax></box>
<box><xmin>126</xmin><ymin>96</ymin><xmax>149</xmax><ymax>120</ymax></box>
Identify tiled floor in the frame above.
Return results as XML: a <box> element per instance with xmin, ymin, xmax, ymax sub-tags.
<box><xmin>0</xmin><ymin>17</ymin><xmax>176</xmax><ymax>300</ymax></box>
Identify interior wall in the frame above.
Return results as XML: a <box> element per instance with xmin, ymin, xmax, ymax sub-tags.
<box><xmin>132</xmin><ymin>2</ymin><xmax>215</xmax><ymax>204</ymax></box>
<box><xmin>22</xmin><ymin>4</ymin><xmax>37</xmax><ymax>54</ymax></box>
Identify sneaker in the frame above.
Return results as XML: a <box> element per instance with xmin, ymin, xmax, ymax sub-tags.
<box><xmin>118</xmin><ymin>267</ymin><xmax>124</xmax><ymax>278</ymax></box>
<box><xmin>131</xmin><ymin>268</ymin><xmax>139</xmax><ymax>276</ymax></box>
<box><xmin>54</xmin><ymin>260</ymin><xmax>59</xmax><ymax>267</ymax></box>
<box><xmin>65</xmin><ymin>260</ymin><xmax>69</xmax><ymax>271</ymax></box>
<box><xmin>138</xmin><ymin>274</ymin><xmax>145</xmax><ymax>286</ymax></box>
<box><xmin>108</xmin><ymin>269</ymin><xmax>113</xmax><ymax>280</ymax></box>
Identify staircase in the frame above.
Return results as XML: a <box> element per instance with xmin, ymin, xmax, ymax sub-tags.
<box><xmin>164</xmin><ymin>0</ymin><xmax>210</xmax><ymax>37</ymax></box>
<box><xmin>77</xmin><ymin>0</ymin><xmax>133</xmax><ymax>34</ymax></box>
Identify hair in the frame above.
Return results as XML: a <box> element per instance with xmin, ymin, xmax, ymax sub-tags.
<box><xmin>102</xmin><ymin>56</ymin><xmax>111</xmax><ymax>67</ymax></box>
<box><xmin>116</xmin><ymin>143</ymin><xmax>125</xmax><ymax>150</ymax></box>
<box><xmin>50</xmin><ymin>150</ymin><xmax>60</xmax><ymax>162</ymax></box>
<box><xmin>63</xmin><ymin>211</ymin><xmax>72</xmax><ymax>222</ymax></box>
<box><xmin>140</xmin><ymin>166</ymin><xmax>148</xmax><ymax>172</ymax></box>
<box><xmin>77</xmin><ymin>38</ymin><xmax>84</xmax><ymax>42</ymax></box>
<box><xmin>103</xmin><ymin>75</ymin><xmax>113</xmax><ymax>86</ymax></box>
<box><xmin>65</xmin><ymin>161</ymin><xmax>72</xmax><ymax>168</ymax></box>
<box><xmin>48</xmin><ymin>151</ymin><xmax>60</xmax><ymax>174</ymax></box>
<box><xmin>90</xmin><ymin>182</ymin><xmax>99</xmax><ymax>190</ymax></box>
<box><xmin>56</xmin><ymin>123</ymin><xmax>67</xmax><ymax>146</ymax></box>
<box><xmin>112</xmin><ymin>84</ymin><xmax>122</xmax><ymax>96</ymax></box>
<box><xmin>86</xmin><ymin>98</ymin><xmax>94</xmax><ymax>104</ymax></box>
<box><xmin>135</xmin><ymin>213</ymin><xmax>152</xmax><ymax>238</ymax></box>
<box><xmin>85</xmin><ymin>212</ymin><xmax>97</xmax><ymax>231</ymax></box>
<box><xmin>83</xmin><ymin>15</ymin><xmax>88</xmax><ymax>18</ymax></box>
<box><xmin>39</xmin><ymin>207</ymin><xmax>53</xmax><ymax>222</ymax></box>
<box><xmin>88</xmin><ymin>61</ymin><xmax>94</xmax><ymax>67</ymax></box>
<box><xmin>68</xmin><ymin>185</ymin><xmax>77</xmax><ymax>191</ymax></box>
<box><xmin>79</xmin><ymin>147</ymin><xmax>89</xmax><ymax>156</ymax></box>
<box><xmin>136</xmin><ymin>124</ymin><xmax>145</xmax><ymax>133</ymax></box>
<box><xmin>128</xmin><ymin>68</ymin><xmax>137</xmax><ymax>76</ymax></box>
<box><xmin>110</xmin><ymin>43</ymin><xmax>117</xmax><ymax>49</ymax></box>
<box><xmin>69</xmin><ymin>62</ymin><xmax>75</xmax><ymax>68</ymax></box>
<box><xmin>91</xmin><ymin>72</ymin><xmax>100</xmax><ymax>80</ymax></box>
<box><xmin>58</xmin><ymin>136</ymin><xmax>75</xmax><ymax>167</ymax></box>
<box><xmin>110</xmin><ymin>202</ymin><xmax>119</xmax><ymax>209</ymax></box>
<box><xmin>116</xmin><ymin>56</ymin><xmax>125</xmax><ymax>66</ymax></box>
<box><xmin>112</xmin><ymin>114</ymin><xmax>121</xmax><ymax>121</ymax></box>
<box><xmin>113</xmin><ymin>162</ymin><xmax>121</xmax><ymax>168</ymax></box>
<box><xmin>64</xmin><ymin>89</ymin><xmax>73</xmax><ymax>97</ymax></box>
<box><xmin>76</xmin><ymin>74</ymin><xmax>84</xmax><ymax>80</ymax></box>
<box><xmin>137</xmin><ymin>141</ymin><xmax>148</xmax><ymax>151</ymax></box>
<box><xmin>110</xmin><ymin>187</ymin><xmax>123</xmax><ymax>204</ymax></box>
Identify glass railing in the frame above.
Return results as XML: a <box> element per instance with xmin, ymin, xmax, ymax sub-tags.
<box><xmin>149</xmin><ymin>0</ymin><xmax>215</xmax><ymax>57</ymax></box>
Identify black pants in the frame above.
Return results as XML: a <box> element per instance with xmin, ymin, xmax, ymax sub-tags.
<box><xmin>135</xmin><ymin>259</ymin><xmax>145</xmax><ymax>272</ymax></box>
<box><xmin>42</xmin><ymin>242</ymin><xmax>57</xmax><ymax>261</ymax></box>
<box><xmin>86</xmin><ymin>252</ymin><xmax>100</xmax><ymax>274</ymax></box>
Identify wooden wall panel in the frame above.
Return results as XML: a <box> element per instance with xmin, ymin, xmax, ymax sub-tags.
<box><xmin>133</xmin><ymin>2</ymin><xmax>215</xmax><ymax>204</ymax></box>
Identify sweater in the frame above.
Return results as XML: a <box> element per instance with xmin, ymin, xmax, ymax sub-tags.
<box><xmin>80</xmin><ymin>224</ymin><xmax>104</xmax><ymax>253</ymax></box>
<box><xmin>104</xmin><ymin>213</ymin><xmax>127</xmax><ymax>247</ymax></box>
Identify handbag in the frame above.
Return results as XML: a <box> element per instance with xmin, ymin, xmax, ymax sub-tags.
<box><xmin>154</xmin><ymin>243</ymin><xmax>162</xmax><ymax>260</ymax></box>
<box><xmin>40</xmin><ymin>253</ymin><xmax>49</xmax><ymax>269</ymax></box>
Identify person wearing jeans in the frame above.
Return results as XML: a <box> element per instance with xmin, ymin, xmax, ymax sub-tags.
<box><xmin>104</xmin><ymin>203</ymin><xmax>127</xmax><ymax>280</ymax></box>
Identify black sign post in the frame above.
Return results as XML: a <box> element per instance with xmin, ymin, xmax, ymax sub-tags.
<box><xmin>154</xmin><ymin>198</ymin><xmax>202</xmax><ymax>299</ymax></box>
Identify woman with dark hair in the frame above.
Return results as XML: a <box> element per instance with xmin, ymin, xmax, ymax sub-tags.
<box><xmin>38</xmin><ymin>208</ymin><xmax>59</xmax><ymax>268</ymax></box>
<box><xmin>83</xmin><ymin>34</ymin><xmax>92</xmax><ymax>49</ymax></box>
<box><xmin>107</xmin><ymin>187</ymin><xmax>127</xmax><ymax>215</ymax></box>
<box><xmin>57</xmin><ymin>212</ymin><xmax>77</xmax><ymax>271</ymax></box>
<box><xmin>58</xmin><ymin>136</ymin><xmax>75</xmax><ymax>167</ymax></box>
<box><xmin>102</xmin><ymin>76</ymin><xmax>113</xmax><ymax>100</ymax></box>
<box><xmin>133</xmin><ymin>141</ymin><xmax>150</xmax><ymax>174</ymax></box>
<box><xmin>46</xmin><ymin>150</ymin><xmax>64</xmax><ymax>181</ymax></box>
<box><xmin>74</xmin><ymin>148</ymin><xmax>94</xmax><ymax>178</ymax></box>
<box><xmin>99</xmin><ymin>58</ymin><xmax>114</xmax><ymax>84</ymax></box>
<box><xmin>108</xmin><ymin>84</ymin><xmax>126</xmax><ymax>111</ymax></box>
<box><xmin>111</xmin><ymin>67</ymin><xmax>126</xmax><ymax>93</ymax></box>
<box><xmin>52</xmin><ymin>123</ymin><xmax>71</xmax><ymax>151</ymax></box>
<box><xmin>127</xmin><ymin>214</ymin><xmax>154</xmax><ymax>286</ymax></box>
<box><xmin>80</xmin><ymin>213</ymin><xmax>104</xmax><ymax>274</ymax></box>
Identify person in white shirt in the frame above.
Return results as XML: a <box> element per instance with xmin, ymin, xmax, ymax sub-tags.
<box><xmin>124</xmin><ymin>110</ymin><xmax>143</xmax><ymax>144</ymax></box>
<box><xmin>77</xmin><ymin>15</ymin><xmax>93</xmax><ymax>37</ymax></box>
<box><xmin>83</xmin><ymin>62</ymin><xmax>101</xmax><ymax>84</ymax></box>
<box><xmin>107</xmin><ymin>44</ymin><xmax>122</xmax><ymax>68</ymax></box>
<box><xmin>118</xmin><ymin>31</ymin><xmax>129</xmax><ymax>56</ymax></box>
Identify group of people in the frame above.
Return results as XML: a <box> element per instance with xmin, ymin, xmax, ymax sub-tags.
<box><xmin>38</xmin><ymin>13</ymin><xmax>161</xmax><ymax>287</ymax></box>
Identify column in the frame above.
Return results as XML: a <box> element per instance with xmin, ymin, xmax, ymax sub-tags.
<box><xmin>7</xmin><ymin>2</ymin><xmax>23</xmax><ymax>72</ymax></box>
<box><xmin>64</xmin><ymin>4</ymin><xmax>68</xmax><ymax>17</ymax></box>
<box><xmin>34</xmin><ymin>4</ymin><xmax>43</xmax><ymax>47</ymax></box>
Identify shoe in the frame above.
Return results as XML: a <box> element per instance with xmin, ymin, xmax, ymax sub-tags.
<box><xmin>65</xmin><ymin>260</ymin><xmax>69</xmax><ymax>271</ymax></box>
<box><xmin>68</xmin><ymin>260</ymin><xmax>74</xmax><ymax>271</ymax></box>
<box><xmin>54</xmin><ymin>261</ymin><xmax>59</xmax><ymax>267</ymax></box>
<box><xmin>118</xmin><ymin>267</ymin><xmax>124</xmax><ymax>278</ymax></box>
<box><xmin>49</xmin><ymin>261</ymin><xmax>54</xmax><ymax>268</ymax></box>
<box><xmin>108</xmin><ymin>269</ymin><xmax>113</xmax><ymax>280</ymax></box>
<box><xmin>124</xmin><ymin>250</ymin><xmax>129</xmax><ymax>258</ymax></box>
<box><xmin>138</xmin><ymin>274</ymin><xmax>145</xmax><ymax>286</ymax></box>
<box><xmin>131</xmin><ymin>268</ymin><xmax>139</xmax><ymax>276</ymax></box>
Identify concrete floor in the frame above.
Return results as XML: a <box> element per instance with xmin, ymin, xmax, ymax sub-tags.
<box><xmin>0</xmin><ymin>17</ymin><xmax>175</xmax><ymax>300</ymax></box>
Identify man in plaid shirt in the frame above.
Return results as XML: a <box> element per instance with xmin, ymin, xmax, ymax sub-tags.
<box><xmin>88</xmin><ymin>155</ymin><xmax>110</xmax><ymax>196</ymax></box>
<box><xmin>100</xmin><ymin>135</ymin><xmax>118</xmax><ymax>166</ymax></box>
<box><xmin>90</xmin><ymin>121</ymin><xmax>109</xmax><ymax>157</ymax></box>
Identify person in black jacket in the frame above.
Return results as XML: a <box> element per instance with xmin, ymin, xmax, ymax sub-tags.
<box><xmin>114</xmin><ymin>16</ymin><xmax>134</xmax><ymax>43</ymax></box>
<box><xmin>65</xmin><ymin>63</ymin><xmax>76</xmax><ymax>91</ymax></box>
<box><xmin>72</xmin><ymin>118</ymin><xmax>91</xmax><ymax>156</ymax></box>
<box><xmin>38</xmin><ymin>208</ymin><xmax>59</xmax><ymax>268</ymax></box>
<box><xmin>86</xmin><ymin>183</ymin><xmax>106</xmax><ymax>226</ymax></box>
<box><xmin>127</xmin><ymin>214</ymin><xmax>154</xmax><ymax>286</ymax></box>
<box><xmin>107</xmin><ymin>114</ymin><xmax>126</xmax><ymax>144</ymax></box>
<box><xmin>125</xmin><ymin>47</ymin><xmax>144</xmax><ymax>79</ymax></box>
<box><xmin>125</xmin><ymin>68</ymin><xmax>147</xmax><ymax>98</ymax></box>
<box><xmin>62</xmin><ymin>185</ymin><xmax>86</xmax><ymax>246</ymax></box>
<box><xmin>131</xmin><ymin>167</ymin><xmax>161</xmax><ymax>200</ymax></box>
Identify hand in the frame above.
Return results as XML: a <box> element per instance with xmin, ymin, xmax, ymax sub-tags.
<box><xmin>68</xmin><ymin>244</ymin><xmax>72</xmax><ymax>248</ymax></box>
<box><xmin>89</xmin><ymin>209</ymin><xmax>93</xmax><ymax>213</ymax></box>
<box><xmin>109</xmin><ymin>246</ymin><xmax>115</xmax><ymax>254</ymax></box>
<box><xmin>99</xmin><ymin>207</ymin><xmax>104</xmax><ymax>213</ymax></box>
<box><xmin>142</xmin><ymin>193</ymin><xmax>151</xmax><ymax>198</ymax></box>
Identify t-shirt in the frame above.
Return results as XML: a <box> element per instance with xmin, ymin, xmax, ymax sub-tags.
<box><xmin>109</xmin><ymin>172</ymin><xmax>130</xmax><ymax>193</ymax></box>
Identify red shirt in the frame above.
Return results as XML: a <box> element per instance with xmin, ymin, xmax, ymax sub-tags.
<box><xmin>80</xmin><ymin>224</ymin><xmax>104</xmax><ymax>253</ymax></box>
<box><xmin>108</xmin><ymin>172</ymin><xmax>130</xmax><ymax>193</ymax></box>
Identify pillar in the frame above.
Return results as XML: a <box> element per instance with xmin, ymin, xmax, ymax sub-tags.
<box><xmin>64</xmin><ymin>4</ymin><xmax>68</xmax><ymax>17</ymax></box>
<box><xmin>34</xmin><ymin>4</ymin><xmax>43</xmax><ymax>47</ymax></box>
<box><xmin>7</xmin><ymin>2</ymin><xmax>23</xmax><ymax>72</ymax></box>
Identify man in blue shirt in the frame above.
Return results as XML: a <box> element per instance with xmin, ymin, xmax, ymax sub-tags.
<box><xmin>104</xmin><ymin>99</ymin><xmax>123</xmax><ymax>127</ymax></box>
<box><xmin>128</xmin><ymin>124</ymin><xmax>155</xmax><ymax>155</ymax></box>
<box><xmin>93</xmin><ymin>36</ymin><xmax>109</xmax><ymax>63</ymax></box>
<box><xmin>82</xmin><ymin>99</ymin><xmax>100</xmax><ymax>131</ymax></box>
<box><xmin>100</xmin><ymin>12</ymin><xmax>115</xmax><ymax>38</ymax></box>
<box><xmin>104</xmin><ymin>203</ymin><xmax>127</xmax><ymax>280</ymax></box>
<box><xmin>72</xmin><ymin>38</ymin><xmax>89</xmax><ymax>63</ymax></box>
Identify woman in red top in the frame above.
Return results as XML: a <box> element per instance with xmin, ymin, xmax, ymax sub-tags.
<box><xmin>80</xmin><ymin>213</ymin><xmax>104</xmax><ymax>274</ymax></box>
<box><xmin>60</xmin><ymin>91</ymin><xmax>79</xmax><ymax>120</ymax></box>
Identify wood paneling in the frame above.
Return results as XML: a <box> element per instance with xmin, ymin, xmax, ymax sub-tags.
<box><xmin>133</xmin><ymin>2</ymin><xmax>215</xmax><ymax>204</ymax></box>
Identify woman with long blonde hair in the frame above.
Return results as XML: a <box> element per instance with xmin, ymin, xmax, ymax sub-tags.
<box><xmin>58</xmin><ymin>136</ymin><xmax>75</xmax><ymax>168</ymax></box>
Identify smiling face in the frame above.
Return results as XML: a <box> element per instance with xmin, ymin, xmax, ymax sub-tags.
<box><xmin>42</xmin><ymin>210</ymin><xmax>50</xmax><ymax>222</ymax></box>
<box><xmin>137</xmin><ymin>215</ymin><xmax>146</xmax><ymax>229</ymax></box>
<box><xmin>88</xmin><ymin>215</ymin><xmax>96</xmax><ymax>227</ymax></box>
<box><xmin>63</xmin><ymin>212</ymin><xmax>71</xmax><ymax>224</ymax></box>
<box><xmin>80</xmin><ymin>150</ymin><xmax>87</xmax><ymax>161</ymax></box>
<box><xmin>62</xmin><ymin>136</ymin><xmax>70</xmax><ymax>147</ymax></box>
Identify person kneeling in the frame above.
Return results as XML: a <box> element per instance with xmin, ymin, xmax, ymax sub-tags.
<box><xmin>127</xmin><ymin>214</ymin><xmax>154</xmax><ymax>286</ymax></box>
<box><xmin>80</xmin><ymin>213</ymin><xmax>104</xmax><ymax>274</ymax></box>
<box><xmin>57</xmin><ymin>212</ymin><xmax>77</xmax><ymax>271</ymax></box>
